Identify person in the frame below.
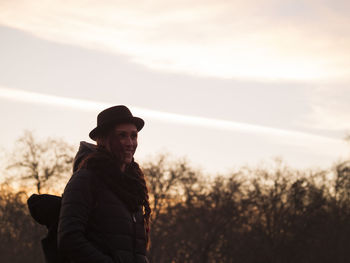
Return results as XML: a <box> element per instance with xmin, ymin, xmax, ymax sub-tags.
<box><xmin>58</xmin><ymin>105</ymin><xmax>151</xmax><ymax>263</ymax></box>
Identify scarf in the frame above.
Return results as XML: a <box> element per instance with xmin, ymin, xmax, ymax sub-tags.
<box><xmin>80</xmin><ymin>149</ymin><xmax>146</xmax><ymax>212</ymax></box>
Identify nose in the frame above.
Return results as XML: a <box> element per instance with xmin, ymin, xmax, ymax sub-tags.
<box><xmin>125</xmin><ymin>135</ymin><xmax>133</xmax><ymax>146</ymax></box>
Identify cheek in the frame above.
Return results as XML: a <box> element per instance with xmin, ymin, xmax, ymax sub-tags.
<box><xmin>110</xmin><ymin>139</ymin><xmax>122</xmax><ymax>153</ymax></box>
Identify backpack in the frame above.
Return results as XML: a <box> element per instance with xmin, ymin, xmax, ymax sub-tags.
<box><xmin>27</xmin><ymin>174</ymin><xmax>101</xmax><ymax>263</ymax></box>
<box><xmin>27</xmin><ymin>194</ymin><xmax>70</xmax><ymax>263</ymax></box>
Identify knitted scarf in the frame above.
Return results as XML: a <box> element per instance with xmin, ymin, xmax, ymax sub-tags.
<box><xmin>79</xmin><ymin>149</ymin><xmax>146</xmax><ymax>213</ymax></box>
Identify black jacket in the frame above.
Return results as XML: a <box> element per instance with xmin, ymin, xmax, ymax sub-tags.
<box><xmin>58</xmin><ymin>142</ymin><xmax>148</xmax><ymax>263</ymax></box>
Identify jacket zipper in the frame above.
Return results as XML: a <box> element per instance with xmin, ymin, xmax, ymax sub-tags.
<box><xmin>132</xmin><ymin>212</ymin><xmax>137</xmax><ymax>263</ymax></box>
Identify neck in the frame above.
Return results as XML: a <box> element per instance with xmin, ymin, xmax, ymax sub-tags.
<box><xmin>120</xmin><ymin>163</ymin><xmax>126</xmax><ymax>172</ymax></box>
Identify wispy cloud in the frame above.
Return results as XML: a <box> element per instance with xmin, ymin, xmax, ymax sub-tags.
<box><xmin>1</xmin><ymin>0</ymin><xmax>349</xmax><ymax>81</ymax></box>
<box><xmin>298</xmin><ymin>86</ymin><xmax>350</xmax><ymax>132</ymax></box>
<box><xmin>0</xmin><ymin>86</ymin><xmax>345</xmax><ymax>154</ymax></box>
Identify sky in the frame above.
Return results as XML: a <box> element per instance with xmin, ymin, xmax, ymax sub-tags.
<box><xmin>0</xmin><ymin>0</ymin><xmax>350</xmax><ymax>174</ymax></box>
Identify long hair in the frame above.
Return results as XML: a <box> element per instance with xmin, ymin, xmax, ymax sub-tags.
<box><xmin>80</xmin><ymin>127</ymin><xmax>152</xmax><ymax>247</ymax></box>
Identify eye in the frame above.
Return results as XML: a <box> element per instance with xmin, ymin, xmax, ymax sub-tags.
<box><xmin>131</xmin><ymin>132</ymin><xmax>138</xmax><ymax>139</ymax></box>
<box><xmin>118</xmin><ymin>132</ymin><xmax>127</xmax><ymax>138</ymax></box>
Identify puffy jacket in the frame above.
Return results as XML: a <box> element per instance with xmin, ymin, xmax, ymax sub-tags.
<box><xmin>58</xmin><ymin>142</ymin><xmax>148</xmax><ymax>263</ymax></box>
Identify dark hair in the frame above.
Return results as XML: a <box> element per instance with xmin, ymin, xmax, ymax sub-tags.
<box><xmin>126</xmin><ymin>161</ymin><xmax>152</xmax><ymax>247</ymax></box>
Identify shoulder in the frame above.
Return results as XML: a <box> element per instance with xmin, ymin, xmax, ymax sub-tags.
<box><xmin>67</xmin><ymin>169</ymin><xmax>95</xmax><ymax>186</ymax></box>
<box><xmin>63</xmin><ymin>169</ymin><xmax>98</xmax><ymax>201</ymax></box>
<box><xmin>71</xmin><ymin>168</ymin><xmax>94</xmax><ymax>180</ymax></box>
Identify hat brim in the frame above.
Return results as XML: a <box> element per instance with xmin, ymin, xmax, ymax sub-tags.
<box><xmin>89</xmin><ymin>117</ymin><xmax>144</xmax><ymax>141</ymax></box>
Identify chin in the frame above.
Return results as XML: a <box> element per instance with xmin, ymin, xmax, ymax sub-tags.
<box><xmin>124</xmin><ymin>159</ymin><xmax>133</xmax><ymax>165</ymax></box>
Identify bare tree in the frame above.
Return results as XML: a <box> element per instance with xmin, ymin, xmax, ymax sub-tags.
<box><xmin>0</xmin><ymin>183</ymin><xmax>45</xmax><ymax>263</ymax></box>
<box><xmin>143</xmin><ymin>154</ymin><xmax>204</xmax><ymax>225</ymax></box>
<box><xmin>7</xmin><ymin>131</ymin><xmax>74</xmax><ymax>194</ymax></box>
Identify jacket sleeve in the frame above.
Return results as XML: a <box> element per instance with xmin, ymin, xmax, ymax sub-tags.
<box><xmin>58</xmin><ymin>170</ymin><xmax>114</xmax><ymax>263</ymax></box>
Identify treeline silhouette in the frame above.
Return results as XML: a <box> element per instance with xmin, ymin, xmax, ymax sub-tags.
<box><xmin>1</xmin><ymin>132</ymin><xmax>350</xmax><ymax>263</ymax></box>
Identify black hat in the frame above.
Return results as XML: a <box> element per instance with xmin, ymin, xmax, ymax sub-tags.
<box><xmin>89</xmin><ymin>105</ymin><xmax>144</xmax><ymax>140</ymax></box>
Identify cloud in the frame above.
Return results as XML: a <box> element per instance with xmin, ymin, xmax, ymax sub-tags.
<box><xmin>298</xmin><ymin>86</ymin><xmax>350</xmax><ymax>132</ymax></box>
<box><xmin>0</xmin><ymin>86</ymin><xmax>345</xmax><ymax>155</ymax></box>
<box><xmin>1</xmin><ymin>0</ymin><xmax>350</xmax><ymax>81</ymax></box>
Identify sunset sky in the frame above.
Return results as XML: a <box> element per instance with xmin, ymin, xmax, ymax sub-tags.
<box><xmin>0</xmin><ymin>0</ymin><xmax>349</xmax><ymax>174</ymax></box>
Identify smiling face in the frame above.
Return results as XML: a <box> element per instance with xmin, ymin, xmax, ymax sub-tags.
<box><xmin>109</xmin><ymin>123</ymin><xmax>138</xmax><ymax>169</ymax></box>
<box><xmin>96</xmin><ymin>122</ymin><xmax>139</xmax><ymax>171</ymax></box>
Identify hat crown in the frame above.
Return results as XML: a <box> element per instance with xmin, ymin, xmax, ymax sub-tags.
<box><xmin>97</xmin><ymin>105</ymin><xmax>133</xmax><ymax>126</ymax></box>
